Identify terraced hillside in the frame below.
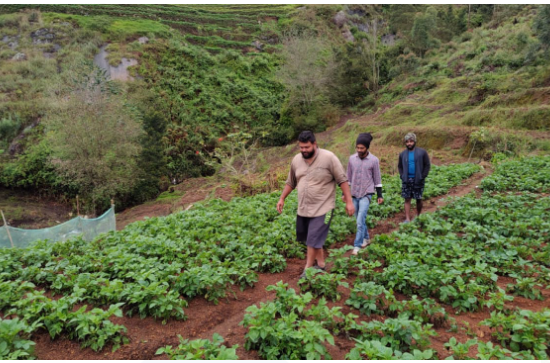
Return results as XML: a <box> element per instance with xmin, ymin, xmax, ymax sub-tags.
<box><xmin>0</xmin><ymin>4</ymin><xmax>296</xmax><ymax>54</ymax></box>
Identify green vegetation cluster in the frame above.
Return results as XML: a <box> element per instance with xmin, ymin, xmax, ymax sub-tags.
<box><xmin>155</xmin><ymin>333</ymin><xmax>239</xmax><ymax>360</ymax></box>
<box><xmin>1</xmin><ymin>5</ymin><xmax>549</xmax><ymax>214</ymax></box>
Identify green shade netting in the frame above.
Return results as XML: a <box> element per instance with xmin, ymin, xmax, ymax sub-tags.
<box><xmin>0</xmin><ymin>207</ymin><xmax>116</xmax><ymax>248</ymax></box>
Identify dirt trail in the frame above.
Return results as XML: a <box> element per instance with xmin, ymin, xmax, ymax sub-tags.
<box><xmin>32</xmin><ymin>166</ymin><xmax>526</xmax><ymax>360</ymax></box>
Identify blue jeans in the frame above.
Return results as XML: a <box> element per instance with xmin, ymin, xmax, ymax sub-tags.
<box><xmin>352</xmin><ymin>195</ymin><xmax>371</xmax><ymax>248</ymax></box>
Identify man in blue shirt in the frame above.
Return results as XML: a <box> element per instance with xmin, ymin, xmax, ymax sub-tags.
<box><xmin>397</xmin><ymin>133</ymin><xmax>431</xmax><ymax>223</ymax></box>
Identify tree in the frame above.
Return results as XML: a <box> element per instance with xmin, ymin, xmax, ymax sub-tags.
<box><xmin>277</xmin><ymin>33</ymin><xmax>340</xmax><ymax>132</ymax></box>
<box><xmin>533</xmin><ymin>4</ymin><xmax>550</xmax><ymax>53</ymax></box>
<box><xmin>278</xmin><ymin>34</ymin><xmax>337</xmax><ymax>111</ymax></box>
<box><xmin>388</xmin><ymin>4</ymin><xmax>423</xmax><ymax>37</ymax></box>
<box><xmin>360</xmin><ymin>19</ymin><xmax>382</xmax><ymax>92</ymax></box>
<box><xmin>44</xmin><ymin>62</ymin><xmax>142</xmax><ymax>213</ymax></box>
<box><xmin>411</xmin><ymin>7</ymin><xmax>439</xmax><ymax>57</ymax></box>
<box><xmin>129</xmin><ymin>111</ymin><xmax>168</xmax><ymax>205</ymax></box>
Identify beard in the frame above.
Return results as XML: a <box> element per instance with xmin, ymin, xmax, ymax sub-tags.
<box><xmin>301</xmin><ymin>149</ymin><xmax>315</xmax><ymax>159</ymax></box>
<box><xmin>358</xmin><ymin>150</ymin><xmax>368</xmax><ymax>158</ymax></box>
<box><xmin>406</xmin><ymin>143</ymin><xmax>416</xmax><ymax>150</ymax></box>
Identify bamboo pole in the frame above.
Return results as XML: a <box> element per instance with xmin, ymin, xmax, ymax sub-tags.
<box><xmin>1</xmin><ymin>210</ymin><xmax>15</xmax><ymax>248</ymax></box>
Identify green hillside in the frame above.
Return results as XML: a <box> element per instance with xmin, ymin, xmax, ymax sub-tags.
<box><xmin>0</xmin><ymin>4</ymin><xmax>549</xmax><ymax>214</ymax></box>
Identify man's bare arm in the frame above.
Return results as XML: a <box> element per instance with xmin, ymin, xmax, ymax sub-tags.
<box><xmin>277</xmin><ymin>184</ymin><xmax>294</xmax><ymax>214</ymax></box>
<box><xmin>339</xmin><ymin>182</ymin><xmax>355</xmax><ymax>216</ymax></box>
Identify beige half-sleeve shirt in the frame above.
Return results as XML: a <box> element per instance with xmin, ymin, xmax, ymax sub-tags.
<box><xmin>285</xmin><ymin>148</ymin><xmax>348</xmax><ymax>217</ymax></box>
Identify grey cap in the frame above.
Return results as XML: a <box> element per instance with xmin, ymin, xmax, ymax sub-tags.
<box><xmin>404</xmin><ymin>132</ymin><xmax>417</xmax><ymax>142</ymax></box>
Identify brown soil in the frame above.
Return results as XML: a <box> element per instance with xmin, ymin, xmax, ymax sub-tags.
<box><xmin>0</xmin><ymin>187</ymin><xmax>73</xmax><ymax>229</ymax></box>
<box><xmin>31</xmin><ymin>166</ymin><xmax>550</xmax><ymax>361</ymax></box>
<box><xmin>116</xmin><ymin>177</ymin><xmax>235</xmax><ymax>230</ymax></box>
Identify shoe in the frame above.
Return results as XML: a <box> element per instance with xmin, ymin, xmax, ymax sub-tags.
<box><xmin>313</xmin><ymin>265</ymin><xmax>326</xmax><ymax>271</ymax></box>
<box><xmin>299</xmin><ymin>271</ymin><xmax>307</xmax><ymax>279</ymax></box>
<box><xmin>361</xmin><ymin>239</ymin><xmax>371</xmax><ymax>248</ymax></box>
<box><xmin>351</xmin><ymin>247</ymin><xmax>360</xmax><ymax>255</ymax></box>
<box><xmin>402</xmin><ymin>220</ymin><xmax>410</xmax><ymax>224</ymax></box>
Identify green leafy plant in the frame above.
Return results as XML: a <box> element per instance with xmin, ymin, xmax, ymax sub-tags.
<box><xmin>240</xmin><ymin>282</ymin><xmax>334</xmax><ymax>360</ymax></box>
<box><xmin>476</xmin><ymin>341</ymin><xmax>512</xmax><ymax>360</ymax></box>
<box><xmin>506</xmin><ymin>276</ymin><xmax>543</xmax><ymax>300</ymax></box>
<box><xmin>485</xmin><ymin>287</ymin><xmax>514</xmax><ymax>312</ymax></box>
<box><xmin>357</xmin><ymin>314</ymin><xmax>437</xmax><ymax>352</ymax></box>
<box><xmin>297</xmin><ymin>268</ymin><xmax>348</xmax><ymax>301</ymax></box>
<box><xmin>481</xmin><ymin>309</ymin><xmax>550</xmax><ymax>359</ymax></box>
<box><xmin>0</xmin><ymin>318</ymin><xmax>37</xmax><ymax>360</ymax></box>
<box><xmin>66</xmin><ymin>304</ymin><xmax>129</xmax><ymax>352</ymax></box>
<box><xmin>443</xmin><ymin>337</ymin><xmax>478</xmax><ymax>360</ymax></box>
<box><xmin>304</xmin><ymin>298</ymin><xmax>360</xmax><ymax>337</ymax></box>
<box><xmin>345</xmin><ymin>281</ymin><xmax>389</xmax><ymax>316</ymax></box>
<box><xmin>156</xmin><ymin>333</ymin><xmax>239</xmax><ymax>360</ymax></box>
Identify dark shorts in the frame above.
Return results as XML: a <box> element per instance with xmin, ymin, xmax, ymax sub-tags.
<box><xmin>401</xmin><ymin>178</ymin><xmax>425</xmax><ymax>200</ymax></box>
<box><xmin>296</xmin><ymin>210</ymin><xmax>333</xmax><ymax>249</ymax></box>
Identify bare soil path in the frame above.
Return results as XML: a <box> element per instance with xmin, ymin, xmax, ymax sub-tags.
<box><xmin>33</xmin><ymin>165</ymin><xmax>548</xmax><ymax>361</ymax></box>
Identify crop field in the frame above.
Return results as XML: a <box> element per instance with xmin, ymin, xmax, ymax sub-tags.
<box><xmin>2</xmin><ymin>158</ymin><xmax>549</xmax><ymax>359</ymax></box>
<box><xmin>0</xmin><ymin>162</ymin><xmax>485</xmax><ymax>358</ymax></box>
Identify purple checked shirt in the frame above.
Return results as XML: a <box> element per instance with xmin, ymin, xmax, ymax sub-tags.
<box><xmin>347</xmin><ymin>153</ymin><xmax>383</xmax><ymax>198</ymax></box>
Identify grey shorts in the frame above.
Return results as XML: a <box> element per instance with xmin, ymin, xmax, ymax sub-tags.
<box><xmin>401</xmin><ymin>178</ymin><xmax>425</xmax><ymax>200</ymax></box>
<box><xmin>296</xmin><ymin>210</ymin><xmax>333</xmax><ymax>249</ymax></box>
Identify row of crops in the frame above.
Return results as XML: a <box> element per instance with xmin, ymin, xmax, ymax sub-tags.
<box><xmin>155</xmin><ymin>156</ymin><xmax>550</xmax><ymax>359</ymax></box>
<box><xmin>0</xmin><ymin>162</ymin><xmax>481</xmax><ymax>359</ymax></box>
<box><xmin>0</xmin><ymin>4</ymin><xmax>294</xmax><ymax>53</ymax></box>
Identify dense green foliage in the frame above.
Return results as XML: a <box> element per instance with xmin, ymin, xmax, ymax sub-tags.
<box><xmin>533</xmin><ymin>5</ymin><xmax>550</xmax><ymax>52</ymax></box>
<box><xmin>156</xmin><ymin>333</ymin><xmax>239</xmax><ymax>360</ymax></box>
<box><xmin>481</xmin><ymin>155</ymin><xmax>550</xmax><ymax>192</ymax></box>
<box><xmin>481</xmin><ymin>308</ymin><xmax>550</xmax><ymax>359</ymax></box>
<box><xmin>240</xmin><ymin>282</ymin><xmax>337</xmax><ymax>360</ymax></box>
<box><xmin>366</xmin><ymin>191</ymin><xmax>549</xmax><ymax>312</ymax></box>
<box><xmin>0</xmin><ymin>318</ymin><xmax>36</xmax><ymax>360</ymax></box>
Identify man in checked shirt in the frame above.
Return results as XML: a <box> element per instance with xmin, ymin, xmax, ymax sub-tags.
<box><xmin>346</xmin><ymin>133</ymin><xmax>384</xmax><ymax>255</ymax></box>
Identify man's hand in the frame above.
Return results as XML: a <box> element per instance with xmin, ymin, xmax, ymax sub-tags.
<box><xmin>277</xmin><ymin>199</ymin><xmax>285</xmax><ymax>214</ymax></box>
<box><xmin>377</xmin><ymin>198</ymin><xmax>384</xmax><ymax>205</ymax></box>
<box><xmin>341</xmin><ymin>195</ymin><xmax>346</xmax><ymax>202</ymax></box>
<box><xmin>345</xmin><ymin>202</ymin><xmax>355</xmax><ymax>216</ymax></box>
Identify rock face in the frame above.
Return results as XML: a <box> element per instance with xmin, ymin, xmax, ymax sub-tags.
<box><xmin>381</xmin><ymin>34</ymin><xmax>396</xmax><ymax>46</ymax></box>
<box><xmin>8</xmin><ymin>119</ymin><xmax>40</xmax><ymax>156</ymax></box>
<box><xmin>93</xmin><ymin>45</ymin><xmax>138</xmax><ymax>81</ymax></box>
<box><xmin>11</xmin><ymin>52</ymin><xmax>26</xmax><ymax>61</ymax></box>
<box><xmin>2</xmin><ymin>35</ymin><xmax>19</xmax><ymax>50</ymax></box>
<box><xmin>43</xmin><ymin>43</ymin><xmax>62</xmax><ymax>59</ymax></box>
<box><xmin>333</xmin><ymin>11</ymin><xmax>347</xmax><ymax>28</ymax></box>
<box><xmin>251</xmin><ymin>40</ymin><xmax>264</xmax><ymax>52</ymax></box>
<box><xmin>31</xmin><ymin>28</ymin><xmax>55</xmax><ymax>44</ymax></box>
<box><xmin>138</xmin><ymin>36</ymin><xmax>149</xmax><ymax>44</ymax></box>
<box><xmin>260</xmin><ymin>32</ymin><xmax>278</xmax><ymax>45</ymax></box>
<box><xmin>342</xmin><ymin>28</ymin><xmax>355</xmax><ymax>42</ymax></box>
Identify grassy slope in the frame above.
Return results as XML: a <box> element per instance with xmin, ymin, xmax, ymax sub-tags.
<box><xmin>344</xmin><ymin>6</ymin><xmax>550</xmax><ymax>157</ymax></box>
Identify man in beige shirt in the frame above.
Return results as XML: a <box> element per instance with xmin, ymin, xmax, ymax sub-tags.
<box><xmin>277</xmin><ymin>131</ymin><xmax>355</xmax><ymax>278</ymax></box>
